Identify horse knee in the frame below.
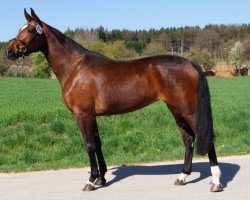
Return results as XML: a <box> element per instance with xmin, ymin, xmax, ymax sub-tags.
<box><xmin>85</xmin><ymin>142</ymin><xmax>96</xmax><ymax>152</ymax></box>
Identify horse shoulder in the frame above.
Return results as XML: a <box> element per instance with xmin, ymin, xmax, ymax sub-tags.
<box><xmin>61</xmin><ymin>67</ymin><xmax>98</xmax><ymax>115</ymax></box>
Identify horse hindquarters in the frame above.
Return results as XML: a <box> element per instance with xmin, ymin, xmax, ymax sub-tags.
<box><xmin>162</xmin><ymin>62</ymin><xmax>223</xmax><ymax>191</ymax></box>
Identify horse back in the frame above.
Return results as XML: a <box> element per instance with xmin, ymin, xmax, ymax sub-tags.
<box><xmin>62</xmin><ymin>54</ymin><xmax>199</xmax><ymax>116</ymax></box>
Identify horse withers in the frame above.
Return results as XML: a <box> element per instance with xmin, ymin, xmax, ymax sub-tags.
<box><xmin>5</xmin><ymin>8</ymin><xmax>223</xmax><ymax>192</ymax></box>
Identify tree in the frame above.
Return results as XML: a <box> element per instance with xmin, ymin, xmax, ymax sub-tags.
<box><xmin>125</xmin><ymin>40</ymin><xmax>146</xmax><ymax>54</ymax></box>
<box><xmin>72</xmin><ymin>28</ymin><xmax>99</xmax><ymax>48</ymax></box>
<box><xmin>0</xmin><ymin>42</ymin><xmax>9</xmax><ymax>75</ymax></box>
<box><xmin>64</xmin><ymin>27</ymin><xmax>74</xmax><ymax>38</ymax></box>
<box><xmin>241</xmin><ymin>37</ymin><xmax>250</xmax><ymax>66</ymax></box>
<box><xmin>90</xmin><ymin>40</ymin><xmax>137</xmax><ymax>60</ymax></box>
<box><xmin>185</xmin><ymin>47</ymin><xmax>214</xmax><ymax>72</ymax></box>
<box><xmin>104</xmin><ymin>40</ymin><xmax>137</xmax><ymax>60</ymax></box>
<box><xmin>195</xmin><ymin>29</ymin><xmax>222</xmax><ymax>60</ymax></box>
<box><xmin>142</xmin><ymin>41</ymin><xmax>167</xmax><ymax>57</ymax></box>
<box><xmin>97</xmin><ymin>26</ymin><xmax>107</xmax><ymax>42</ymax></box>
<box><xmin>89</xmin><ymin>40</ymin><xmax>106</xmax><ymax>53</ymax></box>
<box><xmin>30</xmin><ymin>52</ymin><xmax>50</xmax><ymax>78</ymax></box>
<box><xmin>228</xmin><ymin>41</ymin><xmax>243</xmax><ymax>75</ymax></box>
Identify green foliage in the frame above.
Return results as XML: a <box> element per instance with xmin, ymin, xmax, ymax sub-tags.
<box><xmin>0</xmin><ymin>77</ymin><xmax>249</xmax><ymax>172</ymax></box>
<box><xmin>64</xmin><ymin>27</ymin><xmax>74</xmax><ymax>38</ymax></box>
<box><xmin>0</xmin><ymin>42</ymin><xmax>10</xmax><ymax>75</ymax></box>
<box><xmin>89</xmin><ymin>40</ymin><xmax>106</xmax><ymax>53</ymax></box>
<box><xmin>71</xmin><ymin>28</ymin><xmax>98</xmax><ymax>48</ymax></box>
<box><xmin>97</xmin><ymin>26</ymin><xmax>107</xmax><ymax>42</ymax></box>
<box><xmin>142</xmin><ymin>41</ymin><xmax>167</xmax><ymax>56</ymax></box>
<box><xmin>241</xmin><ymin>37</ymin><xmax>250</xmax><ymax>63</ymax></box>
<box><xmin>194</xmin><ymin>29</ymin><xmax>221</xmax><ymax>53</ymax></box>
<box><xmin>6</xmin><ymin>65</ymin><xmax>31</xmax><ymax>77</ymax></box>
<box><xmin>30</xmin><ymin>52</ymin><xmax>50</xmax><ymax>78</ymax></box>
<box><xmin>0</xmin><ymin>65</ymin><xmax>9</xmax><ymax>75</ymax></box>
<box><xmin>90</xmin><ymin>40</ymin><xmax>137</xmax><ymax>60</ymax></box>
<box><xmin>185</xmin><ymin>47</ymin><xmax>215</xmax><ymax>71</ymax></box>
<box><xmin>228</xmin><ymin>41</ymin><xmax>243</xmax><ymax>70</ymax></box>
<box><xmin>125</xmin><ymin>40</ymin><xmax>146</xmax><ymax>54</ymax></box>
<box><xmin>104</xmin><ymin>40</ymin><xmax>130</xmax><ymax>59</ymax></box>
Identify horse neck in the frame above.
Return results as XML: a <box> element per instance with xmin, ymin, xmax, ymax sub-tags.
<box><xmin>42</xmin><ymin>23</ymin><xmax>88</xmax><ymax>87</ymax></box>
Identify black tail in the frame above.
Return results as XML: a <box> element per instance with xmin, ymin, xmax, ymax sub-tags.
<box><xmin>192</xmin><ymin>63</ymin><xmax>214</xmax><ymax>155</ymax></box>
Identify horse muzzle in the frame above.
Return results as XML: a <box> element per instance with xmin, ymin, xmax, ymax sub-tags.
<box><xmin>5</xmin><ymin>47</ymin><xmax>25</xmax><ymax>61</ymax></box>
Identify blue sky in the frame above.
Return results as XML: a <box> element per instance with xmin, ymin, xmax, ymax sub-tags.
<box><xmin>0</xmin><ymin>0</ymin><xmax>249</xmax><ymax>42</ymax></box>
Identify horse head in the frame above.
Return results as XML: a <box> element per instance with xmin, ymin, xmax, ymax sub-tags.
<box><xmin>5</xmin><ymin>8</ymin><xmax>46</xmax><ymax>60</ymax></box>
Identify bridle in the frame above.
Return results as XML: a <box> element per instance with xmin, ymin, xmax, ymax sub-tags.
<box><xmin>11</xmin><ymin>22</ymin><xmax>43</xmax><ymax>56</ymax></box>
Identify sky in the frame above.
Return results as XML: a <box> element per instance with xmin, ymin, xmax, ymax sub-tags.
<box><xmin>0</xmin><ymin>0</ymin><xmax>250</xmax><ymax>42</ymax></box>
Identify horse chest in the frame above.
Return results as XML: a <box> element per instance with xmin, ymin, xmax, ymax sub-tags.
<box><xmin>62</xmin><ymin>83</ymin><xmax>95</xmax><ymax>115</ymax></box>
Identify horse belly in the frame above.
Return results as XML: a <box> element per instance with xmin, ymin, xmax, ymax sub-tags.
<box><xmin>95</xmin><ymin>82</ymin><xmax>158</xmax><ymax>115</ymax></box>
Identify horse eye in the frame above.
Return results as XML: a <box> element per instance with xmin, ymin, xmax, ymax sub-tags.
<box><xmin>28</xmin><ymin>28</ymin><xmax>36</xmax><ymax>34</ymax></box>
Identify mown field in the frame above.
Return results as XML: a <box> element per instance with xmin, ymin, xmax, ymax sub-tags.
<box><xmin>0</xmin><ymin>77</ymin><xmax>249</xmax><ymax>172</ymax></box>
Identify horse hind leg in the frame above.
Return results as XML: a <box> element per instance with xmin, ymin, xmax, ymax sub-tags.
<box><xmin>170</xmin><ymin>109</ymin><xmax>223</xmax><ymax>191</ymax></box>
<box><xmin>208</xmin><ymin>145</ymin><xmax>223</xmax><ymax>192</ymax></box>
<box><xmin>173</xmin><ymin>114</ymin><xmax>196</xmax><ymax>186</ymax></box>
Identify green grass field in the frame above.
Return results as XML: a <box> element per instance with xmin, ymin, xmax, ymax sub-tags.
<box><xmin>0</xmin><ymin>77</ymin><xmax>249</xmax><ymax>172</ymax></box>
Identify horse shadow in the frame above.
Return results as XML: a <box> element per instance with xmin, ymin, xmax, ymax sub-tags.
<box><xmin>106</xmin><ymin>161</ymin><xmax>240</xmax><ymax>188</ymax></box>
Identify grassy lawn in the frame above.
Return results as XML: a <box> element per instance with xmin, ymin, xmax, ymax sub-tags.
<box><xmin>0</xmin><ymin>77</ymin><xmax>249</xmax><ymax>172</ymax></box>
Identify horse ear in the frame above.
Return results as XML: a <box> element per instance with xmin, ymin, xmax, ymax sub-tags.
<box><xmin>30</xmin><ymin>8</ymin><xmax>42</xmax><ymax>25</ymax></box>
<box><xmin>24</xmin><ymin>8</ymin><xmax>32</xmax><ymax>21</ymax></box>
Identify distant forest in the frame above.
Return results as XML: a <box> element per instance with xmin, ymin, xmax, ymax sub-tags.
<box><xmin>1</xmin><ymin>24</ymin><xmax>250</xmax><ymax>77</ymax></box>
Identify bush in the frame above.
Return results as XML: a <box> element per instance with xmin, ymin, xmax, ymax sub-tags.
<box><xmin>90</xmin><ymin>40</ymin><xmax>137</xmax><ymax>60</ymax></box>
<box><xmin>6</xmin><ymin>65</ymin><xmax>32</xmax><ymax>77</ymax></box>
<box><xmin>125</xmin><ymin>40</ymin><xmax>146</xmax><ymax>54</ymax></box>
<box><xmin>228</xmin><ymin>41</ymin><xmax>243</xmax><ymax>75</ymax></box>
<box><xmin>185</xmin><ymin>47</ymin><xmax>215</xmax><ymax>72</ymax></box>
<box><xmin>0</xmin><ymin>65</ymin><xmax>9</xmax><ymax>76</ymax></box>
<box><xmin>142</xmin><ymin>42</ymin><xmax>168</xmax><ymax>57</ymax></box>
<box><xmin>30</xmin><ymin>52</ymin><xmax>50</xmax><ymax>78</ymax></box>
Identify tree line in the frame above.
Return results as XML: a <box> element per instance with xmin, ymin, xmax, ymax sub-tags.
<box><xmin>1</xmin><ymin>24</ymin><xmax>250</xmax><ymax>77</ymax></box>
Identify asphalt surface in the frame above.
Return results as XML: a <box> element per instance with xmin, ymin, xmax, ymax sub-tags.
<box><xmin>0</xmin><ymin>155</ymin><xmax>249</xmax><ymax>200</ymax></box>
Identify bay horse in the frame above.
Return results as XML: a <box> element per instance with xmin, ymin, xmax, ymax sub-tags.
<box><xmin>6</xmin><ymin>8</ymin><xmax>223</xmax><ymax>192</ymax></box>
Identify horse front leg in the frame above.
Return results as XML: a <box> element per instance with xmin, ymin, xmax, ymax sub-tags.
<box><xmin>76</xmin><ymin>115</ymin><xmax>100</xmax><ymax>191</ymax></box>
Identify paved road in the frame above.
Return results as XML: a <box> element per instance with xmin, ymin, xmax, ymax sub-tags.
<box><xmin>0</xmin><ymin>155</ymin><xmax>249</xmax><ymax>200</ymax></box>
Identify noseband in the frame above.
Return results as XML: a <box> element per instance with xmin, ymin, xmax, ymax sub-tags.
<box><xmin>12</xmin><ymin>23</ymin><xmax>43</xmax><ymax>56</ymax></box>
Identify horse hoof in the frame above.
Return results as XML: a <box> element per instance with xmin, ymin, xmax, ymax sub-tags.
<box><xmin>174</xmin><ymin>179</ymin><xmax>186</xmax><ymax>186</ymax></box>
<box><xmin>83</xmin><ymin>182</ymin><xmax>96</xmax><ymax>191</ymax></box>
<box><xmin>94</xmin><ymin>177</ymin><xmax>106</xmax><ymax>186</ymax></box>
<box><xmin>210</xmin><ymin>183</ymin><xmax>223</xmax><ymax>192</ymax></box>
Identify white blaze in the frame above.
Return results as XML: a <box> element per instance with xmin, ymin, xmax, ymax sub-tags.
<box><xmin>20</xmin><ymin>24</ymin><xmax>28</xmax><ymax>32</ymax></box>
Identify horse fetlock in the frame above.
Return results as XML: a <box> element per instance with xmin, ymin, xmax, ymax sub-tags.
<box><xmin>90</xmin><ymin>170</ymin><xmax>100</xmax><ymax>179</ymax></box>
<box><xmin>211</xmin><ymin>166</ymin><xmax>221</xmax><ymax>185</ymax></box>
<box><xmin>94</xmin><ymin>177</ymin><xmax>106</xmax><ymax>186</ymax></box>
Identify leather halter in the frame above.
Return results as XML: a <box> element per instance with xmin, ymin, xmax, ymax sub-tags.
<box><xmin>11</xmin><ymin>23</ymin><xmax>43</xmax><ymax>55</ymax></box>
